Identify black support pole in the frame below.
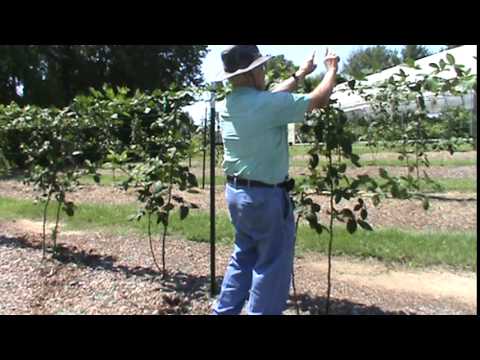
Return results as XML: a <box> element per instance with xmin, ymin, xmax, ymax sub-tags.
<box><xmin>209</xmin><ymin>88</ymin><xmax>217</xmax><ymax>297</ymax></box>
<box><xmin>202</xmin><ymin>106</ymin><xmax>207</xmax><ymax>189</ymax></box>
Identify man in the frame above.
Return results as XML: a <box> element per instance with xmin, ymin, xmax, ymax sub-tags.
<box><xmin>213</xmin><ymin>45</ymin><xmax>339</xmax><ymax>315</ymax></box>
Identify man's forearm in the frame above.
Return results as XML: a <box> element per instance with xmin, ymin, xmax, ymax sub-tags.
<box><xmin>307</xmin><ymin>69</ymin><xmax>337</xmax><ymax>112</ymax></box>
<box><xmin>271</xmin><ymin>70</ymin><xmax>305</xmax><ymax>93</ymax></box>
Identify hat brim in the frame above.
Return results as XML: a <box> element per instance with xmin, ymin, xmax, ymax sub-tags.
<box><xmin>215</xmin><ymin>55</ymin><xmax>274</xmax><ymax>82</ymax></box>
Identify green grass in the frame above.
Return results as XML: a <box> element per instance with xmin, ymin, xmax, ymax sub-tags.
<box><xmin>295</xmin><ymin>225</ymin><xmax>476</xmax><ymax>271</ymax></box>
<box><xmin>290</xmin><ymin>176</ymin><xmax>476</xmax><ymax>193</ymax></box>
<box><xmin>198</xmin><ymin>175</ymin><xmax>227</xmax><ymax>186</ymax></box>
<box><xmin>1</xmin><ymin>196</ymin><xmax>476</xmax><ymax>271</ymax></box>
<box><xmin>291</xmin><ymin>157</ymin><xmax>476</xmax><ymax>168</ymax></box>
<box><xmin>431</xmin><ymin>178</ymin><xmax>477</xmax><ymax>192</ymax></box>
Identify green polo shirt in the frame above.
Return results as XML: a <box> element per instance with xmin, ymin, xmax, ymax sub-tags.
<box><xmin>220</xmin><ymin>87</ymin><xmax>311</xmax><ymax>185</ymax></box>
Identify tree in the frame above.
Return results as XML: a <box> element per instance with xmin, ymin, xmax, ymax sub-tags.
<box><xmin>0</xmin><ymin>46</ymin><xmax>43</xmax><ymax>106</ymax></box>
<box><xmin>0</xmin><ymin>45</ymin><xmax>209</xmax><ymax>107</ymax></box>
<box><xmin>342</xmin><ymin>46</ymin><xmax>401</xmax><ymax>79</ymax></box>
<box><xmin>401</xmin><ymin>45</ymin><xmax>432</xmax><ymax>62</ymax></box>
<box><xmin>265</xmin><ymin>54</ymin><xmax>299</xmax><ymax>90</ymax></box>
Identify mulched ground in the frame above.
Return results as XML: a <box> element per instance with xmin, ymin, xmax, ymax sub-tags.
<box><xmin>291</xmin><ymin>165</ymin><xmax>477</xmax><ymax>180</ymax></box>
<box><xmin>0</xmin><ymin>157</ymin><xmax>476</xmax><ymax>315</ymax></box>
<box><xmin>0</xmin><ymin>220</ymin><xmax>476</xmax><ymax>315</ymax></box>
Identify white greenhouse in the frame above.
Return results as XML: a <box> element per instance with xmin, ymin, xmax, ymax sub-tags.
<box><xmin>288</xmin><ymin>45</ymin><xmax>477</xmax><ymax>144</ymax></box>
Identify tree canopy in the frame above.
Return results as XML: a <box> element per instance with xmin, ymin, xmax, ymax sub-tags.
<box><xmin>401</xmin><ymin>45</ymin><xmax>432</xmax><ymax>62</ymax></box>
<box><xmin>342</xmin><ymin>46</ymin><xmax>401</xmax><ymax>79</ymax></box>
<box><xmin>0</xmin><ymin>45</ymin><xmax>209</xmax><ymax>107</ymax></box>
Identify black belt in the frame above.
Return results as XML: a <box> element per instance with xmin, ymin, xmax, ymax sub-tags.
<box><xmin>227</xmin><ymin>176</ymin><xmax>295</xmax><ymax>191</ymax></box>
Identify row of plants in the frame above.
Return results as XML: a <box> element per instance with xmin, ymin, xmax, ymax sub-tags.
<box><xmin>289</xmin><ymin>51</ymin><xmax>476</xmax><ymax>314</ymax></box>
<box><xmin>0</xmin><ymin>51</ymin><xmax>476</xmax><ymax>315</ymax></box>
<box><xmin>0</xmin><ymin>86</ymin><xmax>200</xmax><ymax>274</ymax></box>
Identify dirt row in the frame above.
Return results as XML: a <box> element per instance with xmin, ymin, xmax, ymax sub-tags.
<box><xmin>292</xmin><ymin>150</ymin><xmax>477</xmax><ymax>163</ymax></box>
<box><xmin>290</xmin><ymin>165</ymin><xmax>477</xmax><ymax>180</ymax></box>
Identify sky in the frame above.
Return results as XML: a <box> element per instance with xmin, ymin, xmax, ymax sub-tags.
<box><xmin>185</xmin><ymin>45</ymin><xmax>446</xmax><ymax>124</ymax></box>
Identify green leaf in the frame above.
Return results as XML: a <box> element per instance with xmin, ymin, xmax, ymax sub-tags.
<box><xmin>350</xmin><ymin>154</ymin><xmax>361</xmax><ymax>167</ymax></box>
<box><xmin>306</xmin><ymin>212</ymin><xmax>318</xmax><ymax>224</ymax></box>
<box><xmin>172</xmin><ymin>195</ymin><xmax>184</xmax><ymax>203</ymax></box>
<box><xmin>446</xmin><ymin>53</ymin><xmax>455</xmax><ymax>65</ymax></box>
<box><xmin>379</xmin><ymin>168</ymin><xmax>389</xmax><ymax>179</ymax></box>
<box><xmin>340</xmin><ymin>208</ymin><xmax>355</xmax><ymax>220</ymax></box>
<box><xmin>93</xmin><ymin>174</ymin><xmax>100</xmax><ymax>184</ymax></box>
<box><xmin>187</xmin><ymin>173</ymin><xmax>198</xmax><ymax>187</ymax></box>
<box><xmin>309</xmin><ymin>154</ymin><xmax>319</xmax><ymax>169</ymax></box>
<box><xmin>180</xmin><ymin>206</ymin><xmax>189</xmax><ymax>220</ymax></box>
<box><xmin>372</xmin><ymin>195</ymin><xmax>381</xmax><ymax>207</ymax></box>
<box><xmin>360</xmin><ymin>209</ymin><xmax>368</xmax><ymax>220</ymax></box>
<box><xmin>454</xmin><ymin>65</ymin><xmax>464</xmax><ymax>77</ymax></box>
<box><xmin>163</xmin><ymin>203</ymin><xmax>174</xmax><ymax>212</ymax></box>
<box><xmin>153</xmin><ymin>181</ymin><xmax>164</xmax><ymax>194</ymax></box>
<box><xmin>346</xmin><ymin>219</ymin><xmax>357</xmax><ymax>234</ymax></box>
<box><xmin>335</xmin><ymin>191</ymin><xmax>342</xmax><ymax>204</ymax></box>
<box><xmin>357</xmin><ymin>219</ymin><xmax>373</xmax><ymax>231</ymax></box>
<box><xmin>63</xmin><ymin>202</ymin><xmax>75</xmax><ymax>217</ymax></box>
<box><xmin>189</xmin><ymin>202</ymin><xmax>199</xmax><ymax>209</ymax></box>
<box><xmin>157</xmin><ymin>212</ymin><xmax>169</xmax><ymax>226</ymax></box>
<box><xmin>303</xmin><ymin>198</ymin><xmax>313</xmax><ymax>206</ymax></box>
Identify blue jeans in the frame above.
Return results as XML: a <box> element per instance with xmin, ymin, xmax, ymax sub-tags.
<box><xmin>213</xmin><ymin>183</ymin><xmax>296</xmax><ymax>315</ymax></box>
